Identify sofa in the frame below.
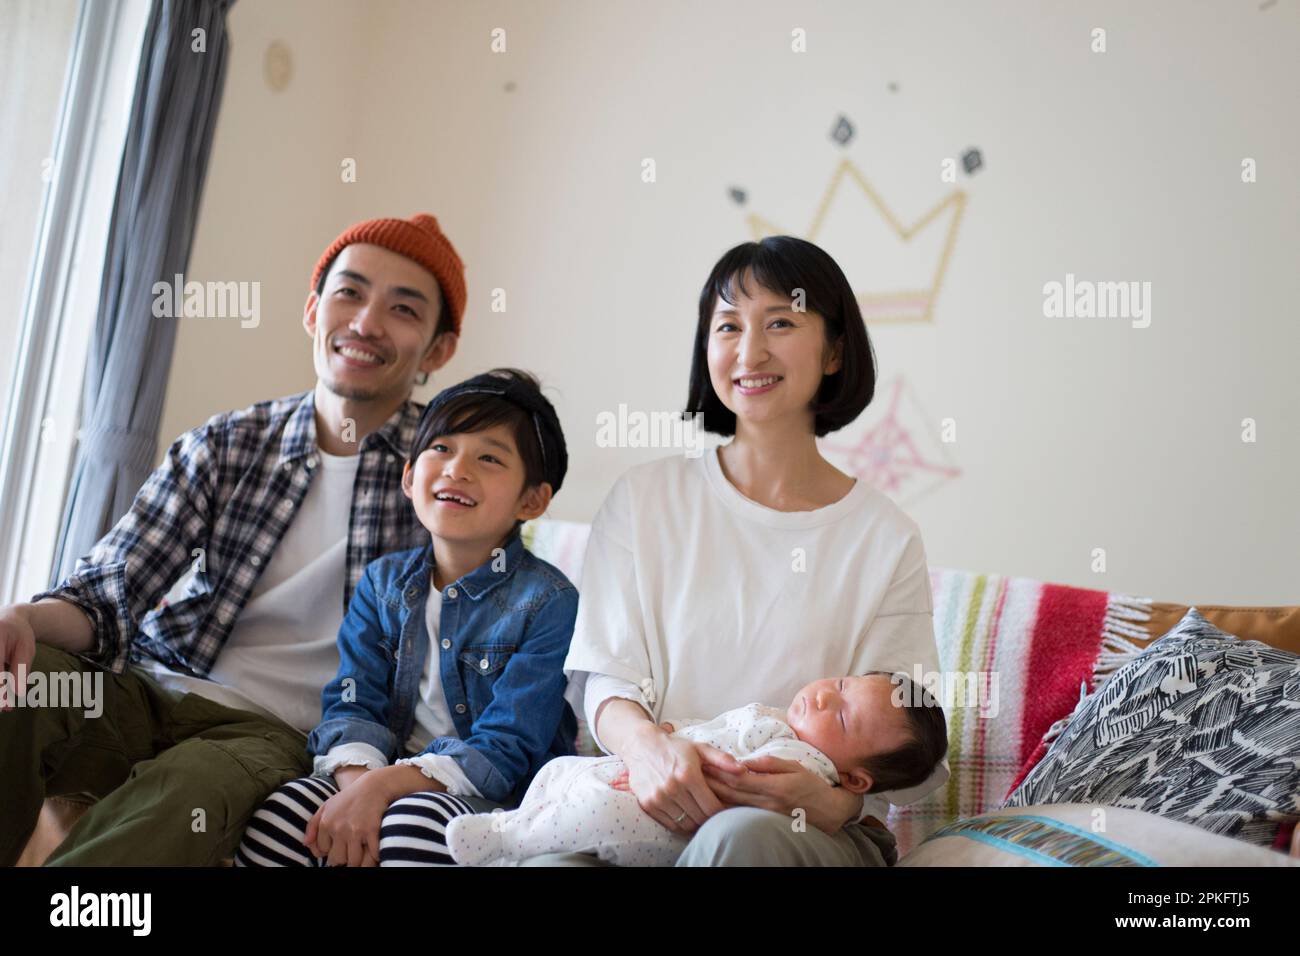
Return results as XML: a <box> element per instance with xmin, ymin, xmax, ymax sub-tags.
<box><xmin>18</xmin><ymin>518</ymin><xmax>1300</xmax><ymax>866</ymax></box>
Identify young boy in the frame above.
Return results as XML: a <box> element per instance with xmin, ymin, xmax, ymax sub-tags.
<box><xmin>237</xmin><ymin>368</ymin><xmax>579</xmax><ymax>867</ymax></box>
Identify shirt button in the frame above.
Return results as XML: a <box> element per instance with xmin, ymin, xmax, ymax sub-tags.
<box><xmin>250</xmin><ymin>555</ymin><xmax>261</xmax><ymax>567</ymax></box>
<box><xmin>440</xmin><ymin>639</ymin><xmax>451</xmax><ymax>650</ymax></box>
<box><xmin>446</xmin><ymin>586</ymin><xmax>458</xmax><ymax>599</ymax></box>
<box><xmin>282</xmin><ymin>462</ymin><xmax>292</xmax><ymax>472</ymax></box>
<box><xmin>306</xmin><ymin>455</ymin><xmax>319</xmax><ymax>469</ymax></box>
<box><xmin>388</xmin><ymin>453</ymin><xmax>397</xmax><ymax>462</ymax></box>
<box><xmin>455</xmin><ymin>704</ymin><xmax>467</xmax><ymax>714</ymax></box>
<box><xmin>479</xmin><ymin>658</ymin><xmax>489</xmax><ymax>670</ymax></box>
<box><xmin>282</xmin><ymin>497</ymin><xmax>293</xmax><ymax>510</ymax></box>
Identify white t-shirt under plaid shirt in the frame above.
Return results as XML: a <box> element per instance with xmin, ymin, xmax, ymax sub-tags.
<box><xmin>563</xmin><ymin>446</ymin><xmax>951</xmax><ymax>827</ymax></box>
<box><xmin>33</xmin><ymin>389</ymin><xmax>428</xmax><ymax>678</ymax></box>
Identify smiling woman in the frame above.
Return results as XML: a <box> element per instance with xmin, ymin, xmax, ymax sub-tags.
<box><xmin>542</xmin><ymin>235</ymin><xmax>951</xmax><ymax>868</ymax></box>
<box><xmin>687</xmin><ymin>235</ymin><xmax>876</xmax><ymax>442</ymax></box>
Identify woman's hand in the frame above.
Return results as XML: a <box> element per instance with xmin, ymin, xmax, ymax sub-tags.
<box><xmin>701</xmin><ymin>754</ymin><xmax>863</xmax><ymax>835</ymax></box>
<box><xmin>304</xmin><ymin>772</ymin><xmax>391</xmax><ymax>867</ymax></box>
<box><xmin>619</xmin><ymin>723</ymin><xmax>745</xmax><ymax>836</ymax></box>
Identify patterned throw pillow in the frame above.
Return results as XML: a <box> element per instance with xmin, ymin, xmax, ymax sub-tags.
<box><xmin>1003</xmin><ymin>608</ymin><xmax>1300</xmax><ymax>847</ymax></box>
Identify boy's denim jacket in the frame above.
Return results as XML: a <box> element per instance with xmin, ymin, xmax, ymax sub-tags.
<box><xmin>307</xmin><ymin>530</ymin><xmax>578</xmax><ymax>805</ymax></box>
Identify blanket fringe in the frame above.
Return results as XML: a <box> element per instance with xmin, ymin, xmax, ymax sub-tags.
<box><xmin>1093</xmin><ymin>593</ymin><xmax>1154</xmax><ymax>685</ymax></box>
<box><xmin>1040</xmin><ymin>594</ymin><xmax>1157</xmax><ymax>747</ymax></box>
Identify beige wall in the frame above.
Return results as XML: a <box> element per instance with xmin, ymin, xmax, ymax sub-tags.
<box><xmin>162</xmin><ymin>0</ymin><xmax>1299</xmax><ymax>605</ymax></box>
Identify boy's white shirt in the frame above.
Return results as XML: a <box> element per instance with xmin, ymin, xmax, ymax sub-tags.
<box><xmin>317</xmin><ymin>584</ymin><xmax>481</xmax><ymax>797</ymax></box>
<box><xmin>566</xmin><ymin>448</ymin><xmax>952</xmax><ymax>826</ymax></box>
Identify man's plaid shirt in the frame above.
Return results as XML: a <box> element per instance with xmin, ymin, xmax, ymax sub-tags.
<box><xmin>33</xmin><ymin>390</ymin><xmax>428</xmax><ymax>676</ymax></box>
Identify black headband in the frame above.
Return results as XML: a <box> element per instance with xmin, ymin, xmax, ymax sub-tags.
<box><xmin>419</xmin><ymin>373</ymin><xmax>568</xmax><ymax>495</ymax></box>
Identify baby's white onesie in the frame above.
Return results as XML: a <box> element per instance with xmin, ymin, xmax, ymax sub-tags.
<box><xmin>446</xmin><ymin>703</ymin><xmax>840</xmax><ymax>866</ymax></box>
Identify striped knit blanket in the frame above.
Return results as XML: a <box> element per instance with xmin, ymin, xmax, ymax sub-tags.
<box><xmin>521</xmin><ymin>519</ymin><xmax>1155</xmax><ymax>857</ymax></box>
<box><xmin>895</xmin><ymin>569</ymin><xmax>1152</xmax><ymax>855</ymax></box>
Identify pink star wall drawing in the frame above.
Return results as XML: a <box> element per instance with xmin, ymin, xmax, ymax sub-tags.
<box><xmin>818</xmin><ymin>377</ymin><xmax>961</xmax><ymax>505</ymax></box>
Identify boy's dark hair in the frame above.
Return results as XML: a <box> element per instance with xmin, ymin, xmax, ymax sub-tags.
<box><xmin>315</xmin><ymin>254</ymin><xmax>455</xmax><ymax>343</ymax></box>
<box><xmin>685</xmin><ymin>236</ymin><xmax>877</xmax><ymax>438</ymax></box>
<box><xmin>859</xmin><ymin>672</ymin><xmax>949</xmax><ymax>794</ymax></box>
<box><xmin>408</xmin><ymin>368</ymin><xmax>551</xmax><ymax>536</ymax></box>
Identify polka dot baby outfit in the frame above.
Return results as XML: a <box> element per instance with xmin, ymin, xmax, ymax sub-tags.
<box><xmin>446</xmin><ymin>703</ymin><xmax>839</xmax><ymax>866</ymax></box>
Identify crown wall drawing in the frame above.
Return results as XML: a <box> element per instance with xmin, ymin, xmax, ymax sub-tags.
<box><xmin>745</xmin><ymin>157</ymin><xmax>967</xmax><ymax>325</ymax></box>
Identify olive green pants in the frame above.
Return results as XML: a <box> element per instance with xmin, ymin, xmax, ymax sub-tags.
<box><xmin>0</xmin><ymin>643</ymin><xmax>310</xmax><ymax>866</ymax></box>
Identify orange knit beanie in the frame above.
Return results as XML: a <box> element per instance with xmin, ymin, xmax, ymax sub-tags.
<box><xmin>311</xmin><ymin>213</ymin><xmax>467</xmax><ymax>334</ymax></box>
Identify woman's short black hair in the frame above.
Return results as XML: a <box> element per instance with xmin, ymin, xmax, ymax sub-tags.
<box><xmin>407</xmin><ymin>368</ymin><xmax>550</xmax><ymax>534</ymax></box>
<box><xmin>684</xmin><ymin>236</ymin><xmax>876</xmax><ymax>438</ymax></box>
<box><xmin>315</xmin><ymin>253</ymin><xmax>455</xmax><ymax>340</ymax></box>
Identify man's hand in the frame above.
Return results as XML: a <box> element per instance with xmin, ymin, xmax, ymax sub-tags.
<box><xmin>702</xmin><ymin>754</ymin><xmax>863</xmax><ymax>835</ymax></box>
<box><xmin>304</xmin><ymin>772</ymin><xmax>392</xmax><ymax>867</ymax></box>
<box><xmin>0</xmin><ymin>605</ymin><xmax>37</xmax><ymax>712</ymax></box>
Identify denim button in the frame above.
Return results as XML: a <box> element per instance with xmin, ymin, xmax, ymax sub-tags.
<box><xmin>406</xmin><ymin>587</ymin><xmax>418</xmax><ymax>600</ymax></box>
<box><xmin>441</xmin><ymin>638</ymin><xmax>450</xmax><ymax>650</ymax></box>
<box><xmin>455</xmin><ymin>704</ymin><xmax>467</xmax><ymax>714</ymax></box>
<box><xmin>479</xmin><ymin>658</ymin><xmax>489</xmax><ymax>670</ymax></box>
<box><xmin>447</xmin><ymin>587</ymin><xmax>458</xmax><ymax>599</ymax></box>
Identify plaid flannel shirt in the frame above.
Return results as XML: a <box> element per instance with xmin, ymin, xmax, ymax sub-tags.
<box><xmin>33</xmin><ymin>390</ymin><xmax>428</xmax><ymax>676</ymax></box>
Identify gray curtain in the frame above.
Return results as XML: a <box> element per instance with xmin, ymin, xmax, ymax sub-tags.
<box><xmin>51</xmin><ymin>0</ymin><xmax>237</xmax><ymax>584</ymax></box>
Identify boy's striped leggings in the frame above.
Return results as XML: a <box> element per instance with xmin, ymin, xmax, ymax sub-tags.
<box><xmin>235</xmin><ymin>775</ymin><xmax>502</xmax><ymax>867</ymax></box>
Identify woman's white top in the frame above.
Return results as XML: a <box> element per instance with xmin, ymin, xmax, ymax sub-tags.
<box><xmin>564</xmin><ymin>446</ymin><xmax>951</xmax><ymax>825</ymax></box>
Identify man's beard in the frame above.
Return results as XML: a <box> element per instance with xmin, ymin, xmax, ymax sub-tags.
<box><xmin>322</xmin><ymin>372</ymin><xmax>385</xmax><ymax>402</ymax></box>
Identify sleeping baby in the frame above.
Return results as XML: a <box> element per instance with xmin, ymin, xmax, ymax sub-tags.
<box><xmin>446</xmin><ymin>673</ymin><xmax>948</xmax><ymax>866</ymax></box>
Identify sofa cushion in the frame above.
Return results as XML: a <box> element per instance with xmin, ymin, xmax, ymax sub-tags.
<box><xmin>898</xmin><ymin>803</ymin><xmax>1299</xmax><ymax>866</ymax></box>
<box><xmin>1002</xmin><ymin>608</ymin><xmax>1300</xmax><ymax>847</ymax></box>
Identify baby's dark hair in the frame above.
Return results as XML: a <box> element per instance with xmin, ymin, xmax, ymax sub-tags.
<box><xmin>408</xmin><ymin>368</ymin><xmax>551</xmax><ymax>536</ymax></box>
<box><xmin>858</xmin><ymin>672</ymin><xmax>948</xmax><ymax>794</ymax></box>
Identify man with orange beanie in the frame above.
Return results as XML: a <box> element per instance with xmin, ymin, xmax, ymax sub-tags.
<box><xmin>0</xmin><ymin>214</ymin><xmax>466</xmax><ymax>866</ymax></box>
